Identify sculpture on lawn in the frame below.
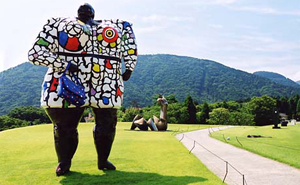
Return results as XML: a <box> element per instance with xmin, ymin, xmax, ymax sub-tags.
<box><xmin>28</xmin><ymin>3</ymin><xmax>137</xmax><ymax>176</ymax></box>
<box><xmin>130</xmin><ymin>94</ymin><xmax>168</xmax><ymax>131</ymax></box>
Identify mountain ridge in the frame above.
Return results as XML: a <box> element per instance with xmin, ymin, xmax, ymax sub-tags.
<box><xmin>253</xmin><ymin>71</ymin><xmax>300</xmax><ymax>89</ymax></box>
<box><xmin>0</xmin><ymin>54</ymin><xmax>299</xmax><ymax>115</ymax></box>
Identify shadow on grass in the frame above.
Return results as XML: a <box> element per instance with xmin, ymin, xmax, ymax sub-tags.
<box><xmin>124</xmin><ymin>129</ymin><xmax>175</xmax><ymax>132</ymax></box>
<box><xmin>60</xmin><ymin>170</ymin><xmax>207</xmax><ymax>185</ymax></box>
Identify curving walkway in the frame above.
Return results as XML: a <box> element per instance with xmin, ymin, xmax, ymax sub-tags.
<box><xmin>176</xmin><ymin>127</ymin><xmax>300</xmax><ymax>185</ymax></box>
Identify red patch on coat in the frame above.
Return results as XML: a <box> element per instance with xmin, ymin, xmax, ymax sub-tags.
<box><xmin>116</xmin><ymin>87</ymin><xmax>122</xmax><ymax>97</ymax></box>
<box><xmin>65</xmin><ymin>37</ymin><xmax>80</xmax><ymax>51</ymax></box>
<box><xmin>105</xmin><ymin>59</ymin><xmax>112</xmax><ymax>69</ymax></box>
<box><xmin>50</xmin><ymin>78</ymin><xmax>59</xmax><ymax>91</ymax></box>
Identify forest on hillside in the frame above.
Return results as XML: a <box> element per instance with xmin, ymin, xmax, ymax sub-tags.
<box><xmin>253</xmin><ymin>71</ymin><xmax>300</xmax><ymax>89</ymax></box>
<box><xmin>1</xmin><ymin>54</ymin><xmax>300</xmax><ymax>115</ymax></box>
<box><xmin>1</xmin><ymin>94</ymin><xmax>299</xmax><ymax>131</ymax></box>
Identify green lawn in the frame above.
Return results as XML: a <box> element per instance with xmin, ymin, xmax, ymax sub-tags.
<box><xmin>210</xmin><ymin>125</ymin><xmax>300</xmax><ymax>168</ymax></box>
<box><xmin>0</xmin><ymin>123</ymin><xmax>224</xmax><ymax>185</ymax></box>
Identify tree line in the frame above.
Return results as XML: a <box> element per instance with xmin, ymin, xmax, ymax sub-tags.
<box><xmin>119</xmin><ymin>94</ymin><xmax>300</xmax><ymax>126</ymax></box>
<box><xmin>1</xmin><ymin>94</ymin><xmax>299</xmax><ymax>131</ymax></box>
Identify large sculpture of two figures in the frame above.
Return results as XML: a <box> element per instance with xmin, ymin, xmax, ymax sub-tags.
<box><xmin>130</xmin><ymin>94</ymin><xmax>168</xmax><ymax>131</ymax></box>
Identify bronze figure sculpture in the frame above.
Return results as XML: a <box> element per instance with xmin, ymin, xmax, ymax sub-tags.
<box><xmin>130</xmin><ymin>94</ymin><xmax>168</xmax><ymax>131</ymax></box>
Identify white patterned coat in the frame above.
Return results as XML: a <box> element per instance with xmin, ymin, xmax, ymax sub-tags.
<box><xmin>28</xmin><ymin>17</ymin><xmax>137</xmax><ymax>109</ymax></box>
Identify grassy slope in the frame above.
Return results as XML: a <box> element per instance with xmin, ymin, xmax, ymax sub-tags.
<box><xmin>0</xmin><ymin>123</ymin><xmax>224</xmax><ymax>185</ymax></box>
<box><xmin>210</xmin><ymin>125</ymin><xmax>300</xmax><ymax>168</ymax></box>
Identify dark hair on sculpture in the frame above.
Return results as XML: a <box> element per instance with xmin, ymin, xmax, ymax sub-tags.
<box><xmin>78</xmin><ymin>3</ymin><xmax>95</xmax><ymax>19</ymax></box>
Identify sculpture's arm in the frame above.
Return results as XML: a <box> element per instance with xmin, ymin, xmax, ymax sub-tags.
<box><xmin>121</xmin><ymin>21</ymin><xmax>138</xmax><ymax>72</ymax></box>
<box><xmin>28</xmin><ymin>17</ymin><xmax>68</xmax><ymax>71</ymax></box>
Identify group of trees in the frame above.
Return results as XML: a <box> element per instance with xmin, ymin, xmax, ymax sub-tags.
<box><xmin>275</xmin><ymin>95</ymin><xmax>300</xmax><ymax>120</ymax></box>
<box><xmin>119</xmin><ymin>94</ymin><xmax>299</xmax><ymax>126</ymax></box>
<box><xmin>0</xmin><ymin>106</ymin><xmax>50</xmax><ymax>131</ymax></box>
<box><xmin>1</xmin><ymin>94</ymin><xmax>299</xmax><ymax>131</ymax></box>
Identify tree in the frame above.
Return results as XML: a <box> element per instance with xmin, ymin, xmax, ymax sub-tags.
<box><xmin>0</xmin><ymin>115</ymin><xmax>29</xmax><ymax>131</ymax></box>
<box><xmin>222</xmin><ymin>101</ymin><xmax>229</xmax><ymax>109</ymax></box>
<box><xmin>167</xmin><ymin>103</ymin><xmax>189</xmax><ymax>124</ymax></box>
<box><xmin>129</xmin><ymin>99</ymin><xmax>140</xmax><ymax>108</ymax></box>
<box><xmin>288</xmin><ymin>98</ymin><xmax>296</xmax><ymax>119</ymax></box>
<box><xmin>246</xmin><ymin>95</ymin><xmax>276</xmax><ymax>126</ymax></box>
<box><xmin>230</xmin><ymin>112</ymin><xmax>254</xmax><ymax>126</ymax></box>
<box><xmin>276</xmin><ymin>96</ymin><xmax>289</xmax><ymax>114</ymax></box>
<box><xmin>7</xmin><ymin>106</ymin><xmax>50</xmax><ymax>124</ymax></box>
<box><xmin>165</xmin><ymin>94</ymin><xmax>178</xmax><ymax>104</ymax></box>
<box><xmin>296</xmin><ymin>99</ymin><xmax>300</xmax><ymax>120</ymax></box>
<box><xmin>287</xmin><ymin>95</ymin><xmax>300</xmax><ymax>119</ymax></box>
<box><xmin>226</xmin><ymin>101</ymin><xmax>241</xmax><ymax>112</ymax></box>
<box><xmin>121</xmin><ymin>107</ymin><xmax>141</xmax><ymax>122</ymax></box>
<box><xmin>197</xmin><ymin>102</ymin><xmax>210</xmax><ymax>124</ymax></box>
<box><xmin>208</xmin><ymin>108</ymin><xmax>230</xmax><ymax>125</ymax></box>
<box><xmin>184</xmin><ymin>95</ymin><xmax>197</xmax><ymax>124</ymax></box>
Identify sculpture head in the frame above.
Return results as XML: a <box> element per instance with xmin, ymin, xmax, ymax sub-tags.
<box><xmin>157</xmin><ymin>94</ymin><xmax>168</xmax><ymax>105</ymax></box>
<box><xmin>77</xmin><ymin>3</ymin><xmax>95</xmax><ymax>23</ymax></box>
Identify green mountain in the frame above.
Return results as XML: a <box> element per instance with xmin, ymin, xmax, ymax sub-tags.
<box><xmin>1</xmin><ymin>54</ymin><xmax>300</xmax><ymax>115</ymax></box>
<box><xmin>0</xmin><ymin>63</ymin><xmax>47</xmax><ymax>115</ymax></box>
<box><xmin>253</xmin><ymin>71</ymin><xmax>300</xmax><ymax>89</ymax></box>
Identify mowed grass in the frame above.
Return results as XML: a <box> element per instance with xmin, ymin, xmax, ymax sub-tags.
<box><xmin>0</xmin><ymin>122</ymin><xmax>224</xmax><ymax>185</ymax></box>
<box><xmin>210</xmin><ymin>125</ymin><xmax>300</xmax><ymax>168</ymax></box>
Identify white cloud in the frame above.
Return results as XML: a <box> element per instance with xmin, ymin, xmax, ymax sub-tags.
<box><xmin>133</xmin><ymin>14</ymin><xmax>195</xmax><ymax>35</ymax></box>
<box><xmin>135</xmin><ymin>25</ymin><xmax>167</xmax><ymax>34</ymax></box>
<box><xmin>0</xmin><ymin>51</ymin><xmax>4</xmax><ymax>80</ymax></box>
<box><xmin>220</xmin><ymin>33</ymin><xmax>300</xmax><ymax>54</ymax></box>
<box><xmin>212</xmin><ymin>0</ymin><xmax>239</xmax><ymax>5</ymax></box>
<box><xmin>211</xmin><ymin>54</ymin><xmax>300</xmax><ymax>81</ymax></box>
<box><xmin>135</xmin><ymin>14</ymin><xmax>194</xmax><ymax>23</ymax></box>
<box><xmin>182</xmin><ymin>0</ymin><xmax>300</xmax><ymax>17</ymax></box>
<box><xmin>173</xmin><ymin>0</ymin><xmax>239</xmax><ymax>8</ymax></box>
<box><xmin>209</xmin><ymin>24</ymin><xmax>224</xmax><ymax>29</ymax></box>
<box><xmin>0</xmin><ymin>51</ymin><xmax>4</xmax><ymax>71</ymax></box>
<box><xmin>293</xmin><ymin>71</ymin><xmax>300</xmax><ymax>81</ymax></box>
<box><xmin>180</xmin><ymin>0</ymin><xmax>239</xmax><ymax>5</ymax></box>
<box><xmin>229</xmin><ymin>6</ymin><xmax>300</xmax><ymax>16</ymax></box>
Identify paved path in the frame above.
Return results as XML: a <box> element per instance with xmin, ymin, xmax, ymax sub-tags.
<box><xmin>176</xmin><ymin>127</ymin><xmax>300</xmax><ymax>185</ymax></box>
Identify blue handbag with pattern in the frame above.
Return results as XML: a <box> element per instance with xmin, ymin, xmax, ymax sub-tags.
<box><xmin>57</xmin><ymin>62</ymin><xmax>86</xmax><ymax>106</ymax></box>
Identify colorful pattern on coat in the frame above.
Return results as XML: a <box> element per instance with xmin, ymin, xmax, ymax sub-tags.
<box><xmin>28</xmin><ymin>17</ymin><xmax>137</xmax><ymax>108</ymax></box>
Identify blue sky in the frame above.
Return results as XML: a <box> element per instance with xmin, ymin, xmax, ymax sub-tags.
<box><xmin>0</xmin><ymin>0</ymin><xmax>299</xmax><ymax>80</ymax></box>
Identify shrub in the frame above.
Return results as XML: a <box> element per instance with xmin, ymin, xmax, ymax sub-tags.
<box><xmin>230</xmin><ymin>112</ymin><xmax>255</xmax><ymax>126</ymax></box>
<box><xmin>208</xmin><ymin>108</ymin><xmax>230</xmax><ymax>125</ymax></box>
<box><xmin>122</xmin><ymin>107</ymin><xmax>141</xmax><ymax>122</ymax></box>
<box><xmin>167</xmin><ymin>103</ymin><xmax>189</xmax><ymax>124</ymax></box>
<box><xmin>8</xmin><ymin>106</ymin><xmax>50</xmax><ymax>124</ymax></box>
<box><xmin>0</xmin><ymin>115</ymin><xmax>29</xmax><ymax>131</ymax></box>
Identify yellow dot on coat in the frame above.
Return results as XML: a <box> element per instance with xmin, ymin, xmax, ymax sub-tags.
<box><xmin>128</xmin><ymin>49</ymin><xmax>135</xmax><ymax>55</ymax></box>
<box><xmin>98</xmin><ymin>47</ymin><xmax>102</xmax><ymax>53</ymax></box>
<box><xmin>97</xmin><ymin>34</ymin><xmax>103</xmax><ymax>41</ymax></box>
<box><xmin>93</xmin><ymin>64</ymin><xmax>100</xmax><ymax>72</ymax></box>
<box><xmin>110</xmin><ymin>42</ymin><xmax>116</xmax><ymax>47</ymax></box>
<box><xmin>117</xmin><ymin>68</ymin><xmax>121</xmax><ymax>74</ymax></box>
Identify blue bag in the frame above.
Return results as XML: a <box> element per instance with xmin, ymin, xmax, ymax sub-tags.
<box><xmin>57</xmin><ymin>62</ymin><xmax>86</xmax><ymax>106</ymax></box>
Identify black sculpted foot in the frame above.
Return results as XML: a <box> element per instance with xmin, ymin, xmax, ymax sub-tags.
<box><xmin>56</xmin><ymin>162</ymin><xmax>71</xmax><ymax>176</ymax></box>
<box><xmin>99</xmin><ymin>161</ymin><xmax>116</xmax><ymax>170</ymax></box>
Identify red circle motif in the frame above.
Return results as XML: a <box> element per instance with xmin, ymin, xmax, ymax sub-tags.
<box><xmin>102</xmin><ymin>27</ymin><xmax>118</xmax><ymax>43</ymax></box>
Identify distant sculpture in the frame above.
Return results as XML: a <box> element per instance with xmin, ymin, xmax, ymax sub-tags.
<box><xmin>272</xmin><ymin>108</ymin><xmax>281</xmax><ymax>129</ymax></box>
<box><xmin>130</xmin><ymin>94</ymin><xmax>168</xmax><ymax>131</ymax></box>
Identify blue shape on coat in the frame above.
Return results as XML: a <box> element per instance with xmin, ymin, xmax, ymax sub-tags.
<box><xmin>58</xmin><ymin>31</ymin><xmax>68</xmax><ymax>46</ymax></box>
<box><xmin>102</xmin><ymin>97</ymin><xmax>109</xmax><ymax>105</ymax></box>
<box><xmin>123</xmin><ymin>21</ymin><xmax>130</xmax><ymax>29</ymax></box>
